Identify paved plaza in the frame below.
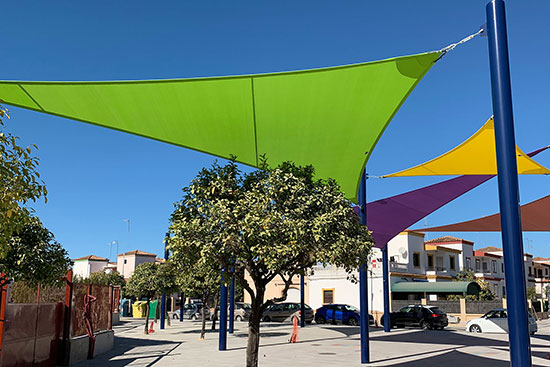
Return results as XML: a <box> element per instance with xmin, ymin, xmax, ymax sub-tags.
<box><xmin>75</xmin><ymin>317</ymin><xmax>550</xmax><ymax>366</ymax></box>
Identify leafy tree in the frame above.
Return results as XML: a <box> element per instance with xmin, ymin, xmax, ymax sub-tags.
<box><xmin>169</xmin><ymin>243</ymin><xmax>220</xmax><ymax>339</ymax></box>
<box><xmin>449</xmin><ymin>269</ymin><xmax>496</xmax><ymax>301</ymax></box>
<box><xmin>526</xmin><ymin>286</ymin><xmax>537</xmax><ymax>302</ymax></box>
<box><xmin>125</xmin><ymin>262</ymin><xmax>177</xmax><ymax>334</ymax></box>
<box><xmin>1</xmin><ymin>214</ymin><xmax>72</xmax><ymax>286</ymax></box>
<box><xmin>169</xmin><ymin>160</ymin><xmax>373</xmax><ymax>367</ymax></box>
<box><xmin>88</xmin><ymin>270</ymin><xmax>126</xmax><ymax>288</ymax></box>
<box><xmin>0</xmin><ymin>106</ymin><xmax>47</xmax><ymax>255</ymax></box>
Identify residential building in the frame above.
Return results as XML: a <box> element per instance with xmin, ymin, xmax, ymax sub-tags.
<box><xmin>72</xmin><ymin>255</ymin><xmax>110</xmax><ymax>279</ymax></box>
<box><xmin>472</xmin><ymin>247</ymin><xmax>505</xmax><ymax>298</ymax></box>
<box><xmin>116</xmin><ymin>250</ymin><xmax>157</xmax><ymax>279</ymax></box>
<box><xmin>532</xmin><ymin>257</ymin><xmax>550</xmax><ymax>299</ymax></box>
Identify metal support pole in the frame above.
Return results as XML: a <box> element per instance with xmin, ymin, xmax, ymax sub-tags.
<box><xmin>486</xmin><ymin>1</ymin><xmax>532</xmax><ymax>366</ymax></box>
<box><xmin>382</xmin><ymin>246</ymin><xmax>391</xmax><ymax>333</ymax></box>
<box><xmin>229</xmin><ymin>272</ymin><xmax>235</xmax><ymax>334</ymax></box>
<box><xmin>179</xmin><ymin>292</ymin><xmax>184</xmax><ymax>322</ymax></box>
<box><xmin>300</xmin><ymin>275</ymin><xmax>305</xmax><ymax>328</ymax></box>
<box><xmin>219</xmin><ymin>268</ymin><xmax>228</xmax><ymax>351</ymax></box>
<box><xmin>160</xmin><ymin>233</ymin><xmax>169</xmax><ymax>330</ymax></box>
<box><xmin>358</xmin><ymin>168</ymin><xmax>370</xmax><ymax>364</ymax></box>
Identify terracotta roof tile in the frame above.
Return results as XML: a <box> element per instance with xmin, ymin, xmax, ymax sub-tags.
<box><xmin>117</xmin><ymin>250</ymin><xmax>157</xmax><ymax>257</ymax></box>
<box><xmin>73</xmin><ymin>255</ymin><xmax>109</xmax><ymax>262</ymax></box>
<box><xmin>425</xmin><ymin>236</ymin><xmax>473</xmax><ymax>244</ymax></box>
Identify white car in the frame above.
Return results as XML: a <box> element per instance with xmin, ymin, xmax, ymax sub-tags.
<box><xmin>465</xmin><ymin>308</ymin><xmax>537</xmax><ymax>335</ymax></box>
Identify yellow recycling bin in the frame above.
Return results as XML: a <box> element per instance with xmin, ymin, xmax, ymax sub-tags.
<box><xmin>132</xmin><ymin>301</ymin><xmax>147</xmax><ymax>318</ymax></box>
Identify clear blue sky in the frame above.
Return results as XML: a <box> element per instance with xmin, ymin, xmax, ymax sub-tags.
<box><xmin>2</xmin><ymin>1</ymin><xmax>550</xmax><ymax>260</ymax></box>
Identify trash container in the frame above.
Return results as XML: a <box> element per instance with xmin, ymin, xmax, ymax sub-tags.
<box><xmin>132</xmin><ymin>301</ymin><xmax>147</xmax><ymax>318</ymax></box>
<box><xmin>121</xmin><ymin>299</ymin><xmax>132</xmax><ymax>317</ymax></box>
<box><xmin>148</xmin><ymin>299</ymin><xmax>159</xmax><ymax>319</ymax></box>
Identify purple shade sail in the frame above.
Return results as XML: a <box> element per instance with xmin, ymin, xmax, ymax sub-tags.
<box><xmin>363</xmin><ymin>146</ymin><xmax>547</xmax><ymax>249</ymax></box>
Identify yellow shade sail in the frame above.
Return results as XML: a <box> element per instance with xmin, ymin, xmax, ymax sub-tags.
<box><xmin>383</xmin><ymin>117</ymin><xmax>550</xmax><ymax>177</ymax></box>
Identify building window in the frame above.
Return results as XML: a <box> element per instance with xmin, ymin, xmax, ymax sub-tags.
<box><xmin>475</xmin><ymin>259</ymin><xmax>481</xmax><ymax>271</ymax></box>
<box><xmin>427</xmin><ymin>254</ymin><xmax>434</xmax><ymax>269</ymax></box>
<box><xmin>546</xmin><ymin>268</ymin><xmax>549</xmax><ymax>276</ymax></box>
<box><xmin>449</xmin><ymin>256</ymin><xmax>456</xmax><ymax>271</ymax></box>
<box><xmin>502</xmin><ymin>286</ymin><xmax>506</xmax><ymax>297</ymax></box>
<box><xmin>322</xmin><ymin>289</ymin><xmax>334</xmax><ymax>304</ymax></box>
<box><xmin>528</xmin><ymin>267</ymin><xmax>532</xmax><ymax>276</ymax></box>
<box><xmin>492</xmin><ymin>260</ymin><xmax>497</xmax><ymax>273</ymax></box>
<box><xmin>124</xmin><ymin>259</ymin><xmax>127</xmax><ymax>264</ymax></box>
<box><xmin>413</xmin><ymin>252</ymin><xmax>420</xmax><ymax>268</ymax></box>
<box><xmin>466</xmin><ymin>257</ymin><xmax>471</xmax><ymax>270</ymax></box>
<box><xmin>482</xmin><ymin>262</ymin><xmax>488</xmax><ymax>272</ymax></box>
<box><xmin>538</xmin><ymin>269</ymin><xmax>543</xmax><ymax>278</ymax></box>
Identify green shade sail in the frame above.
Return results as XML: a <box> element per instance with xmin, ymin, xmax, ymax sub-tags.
<box><xmin>0</xmin><ymin>52</ymin><xmax>440</xmax><ymax>202</ymax></box>
<box><xmin>392</xmin><ymin>281</ymin><xmax>481</xmax><ymax>296</ymax></box>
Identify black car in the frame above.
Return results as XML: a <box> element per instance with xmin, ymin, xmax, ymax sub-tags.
<box><xmin>381</xmin><ymin>305</ymin><xmax>448</xmax><ymax>330</ymax></box>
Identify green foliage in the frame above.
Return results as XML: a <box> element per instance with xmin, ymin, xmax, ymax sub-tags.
<box><xmin>76</xmin><ymin>270</ymin><xmax>126</xmax><ymax>294</ymax></box>
<box><xmin>450</xmin><ymin>269</ymin><xmax>496</xmax><ymax>301</ymax></box>
<box><xmin>9</xmin><ymin>281</ymin><xmax>65</xmax><ymax>303</ymax></box>
<box><xmin>526</xmin><ymin>286</ymin><xmax>537</xmax><ymax>301</ymax></box>
<box><xmin>0</xmin><ymin>106</ymin><xmax>47</xmax><ymax>255</ymax></box>
<box><xmin>1</xmin><ymin>214</ymin><xmax>72</xmax><ymax>285</ymax></box>
<box><xmin>125</xmin><ymin>262</ymin><xmax>177</xmax><ymax>300</ymax></box>
<box><xmin>169</xmin><ymin>160</ymin><xmax>373</xmax><ymax>365</ymax></box>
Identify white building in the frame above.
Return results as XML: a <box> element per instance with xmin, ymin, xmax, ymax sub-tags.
<box><xmin>116</xmin><ymin>250</ymin><xmax>157</xmax><ymax>279</ymax></box>
<box><xmin>72</xmin><ymin>255</ymin><xmax>110</xmax><ymax>279</ymax></box>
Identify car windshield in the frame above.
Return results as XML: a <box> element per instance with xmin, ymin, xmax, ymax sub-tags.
<box><xmin>241</xmin><ymin>303</ymin><xmax>252</xmax><ymax>310</ymax></box>
<box><xmin>345</xmin><ymin>305</ymin><xmax>358</xmax><ymax>312</ymax></box>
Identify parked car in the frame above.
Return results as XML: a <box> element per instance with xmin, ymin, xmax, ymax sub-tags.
<box><xmin>262</xmin><ymin>302</ymin><xmax>314</xmax><ymax>323</ymax></box>
<box><xmin>172</xmin><ymin>303</ymin><xmax>211</xmax><ymax>320</ymax></box>
<box><xmin>465</xmin><ymin>309</ymin><xmax>537</xmax><ymax>335</ymax></box>
<box><xmin>314</xmin><ymin>304</ymin><xmax>374</xmax><ymax>326</ymax></box>
<box><xmin>381</xmin><ymin>305</ymin><xmax>448</xmax><ymax>330</ymax></box>
<box><xmin>211</xmin><ymin>302</ymin><xmax>252</xmax><ymax>321</ymax></box>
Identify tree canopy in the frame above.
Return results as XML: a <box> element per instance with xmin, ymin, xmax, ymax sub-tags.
<box><xmin>0</xmin><ymin>105</ymin><xmax>47</xmax><ymax>255</ymax></box>
<box><xmin>451</xmin><ymin>269</ymin><xmax>496</xmax><ymax>301</ymax></box>
<box><xmin>1</xmin><ymin>214</ymin><xmax>72</xmax><ymax>285</ymax></box>
<box><xmin>169</xmin><ymin>160</ymin><xmax>373</xmax><ymax>366</ymax></box>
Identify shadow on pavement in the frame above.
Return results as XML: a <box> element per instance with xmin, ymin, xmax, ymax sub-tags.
<box><xmin>75</xmin><ymin>336</ymin><xmax>182</xmax><ymax>367</ymax></box>
<box><xmin>377</xmin><ymin>349</ymin><xmax>510</xmax><ymax>367</ymax></box>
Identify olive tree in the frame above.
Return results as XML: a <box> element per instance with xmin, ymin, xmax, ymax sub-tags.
<box><xmin>0</xmin><ymin>106</ymin><xmax>47</xmax><ymax>255</ymax></box>
<box><xmin>169</xmin><ymin>161</ymin><xmax>373</xmax><ymax>367</ymax></box>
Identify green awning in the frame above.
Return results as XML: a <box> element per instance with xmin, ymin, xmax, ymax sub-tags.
<box><xmin>0</xmin><ymin>52</ymin><xmax>440</xmax><ymax>202</ymax></box>
<box><xmin>391</xmin><ymin>281</ymin><xmax>481</xmax><ymax>295</ymax></box>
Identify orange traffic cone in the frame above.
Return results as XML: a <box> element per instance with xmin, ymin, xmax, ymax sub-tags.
<box><xmin>148</xmin><ymin>321</ymin><xmax>155</xmax><ymax>334</ymax></box>
<box><xmin>289</xmin><ymin>316</ymin><xmax>298</xmax><ymax>343</ymax></box>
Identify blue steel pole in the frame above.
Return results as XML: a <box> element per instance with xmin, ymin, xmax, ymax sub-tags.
<box><xmin>160</xmin><ymin>233</ymin><xmax>169</xmax><ymax>330</ymax></box>
<box><xmin>486</xmin><ymin>1</ymin><xmax>532</xmax><ymax>366</ymax></box>
<box><xmin>382</xmin><ymin>246</ymin><xmax>391</xmax><ymax>333</ymax></box>
<box><xmin>219</xmin><ymin>268</ymin><xmax>228</xmax><ymax>351</ymax></box>
<box><xmin>229</xmin><ymin>270</ymin><xmax>235</xmax><ymax>334</ymax></box>
<box><xmin>300</xmin><ymin>275</ymin><xmax>305</xmax><ymax>328</ymax></box>
<box><xmin>358</xmin><ymin>168</ymin><xmax>370</xmax><ymax>364</ymax></box>
<box><xmin>179</xmin><ymin>292</ymin><xmax>184</xmax><ymax>322</ymax></box>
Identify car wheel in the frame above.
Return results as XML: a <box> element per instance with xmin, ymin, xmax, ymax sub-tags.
<box><xmin>291</xmin><ymin>315</ymin><xmax>299</xmax><ymax>324</ymax></box>
<box><xmin>172</xmin><ymin>314</ymin><xmax>178</xmax><ymax>319</ymax></box>
<box><xmin>191</xmin><ymin>314</ymin><xmax>197</xmax><ymax>321</ymax></box>
<box><xmin>469</xmin><ymin>324</ymin><xmax>482</xmax><ymax>333</ymax></box>
<box><xmin>263</xmin><ymin>316</ymin><xmax>271</xmax><ymax>322</ymax></box>
<box><xmin>530</xmin><ymin>331</ymin><xmax>535</xmax><ymax>336</ymax></box>
<box><xmin>348</xmin><ymin>317</ymin><xmax>359</xmax><ymax>326</ymax></box>
<box><xmin>315</xmin><ymin>315</ymin><xmax>326</xmax><ymax>324</ymax></box>
<box><xmin>235</xmin><ymin>315</ymin><xmax>242</xmax><ymax>322</ymax></box>
<box><xmin>420</xmin><ymin>320</ymin><xmax>431</xmax><ymax>330</ymax></box>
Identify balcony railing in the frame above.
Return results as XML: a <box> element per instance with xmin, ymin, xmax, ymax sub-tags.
<box><xmin>390</xmin><ymin>262</ymin><xmax>408</xmax><ymax>272</ymax></box>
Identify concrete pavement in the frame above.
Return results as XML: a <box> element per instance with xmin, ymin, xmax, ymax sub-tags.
<box><xmin>75</xmin><ymin>317</ymin><xmax>550</xmax><ymax>366</ymax></box>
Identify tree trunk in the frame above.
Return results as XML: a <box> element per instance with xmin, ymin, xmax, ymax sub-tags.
<box><xmin>144</xmin><ymin>299</ymin><xmax>150</xmax><ymax>335</ymax></box>
<box><xmin>246</xmin><ymin>288</ymin><xmax>265</xmax><ymax>367</ymax></box>
<box><xmin>200</xmin><ymin>304</ymin><xmax>207</xmax><ymax>340</ymax></box>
